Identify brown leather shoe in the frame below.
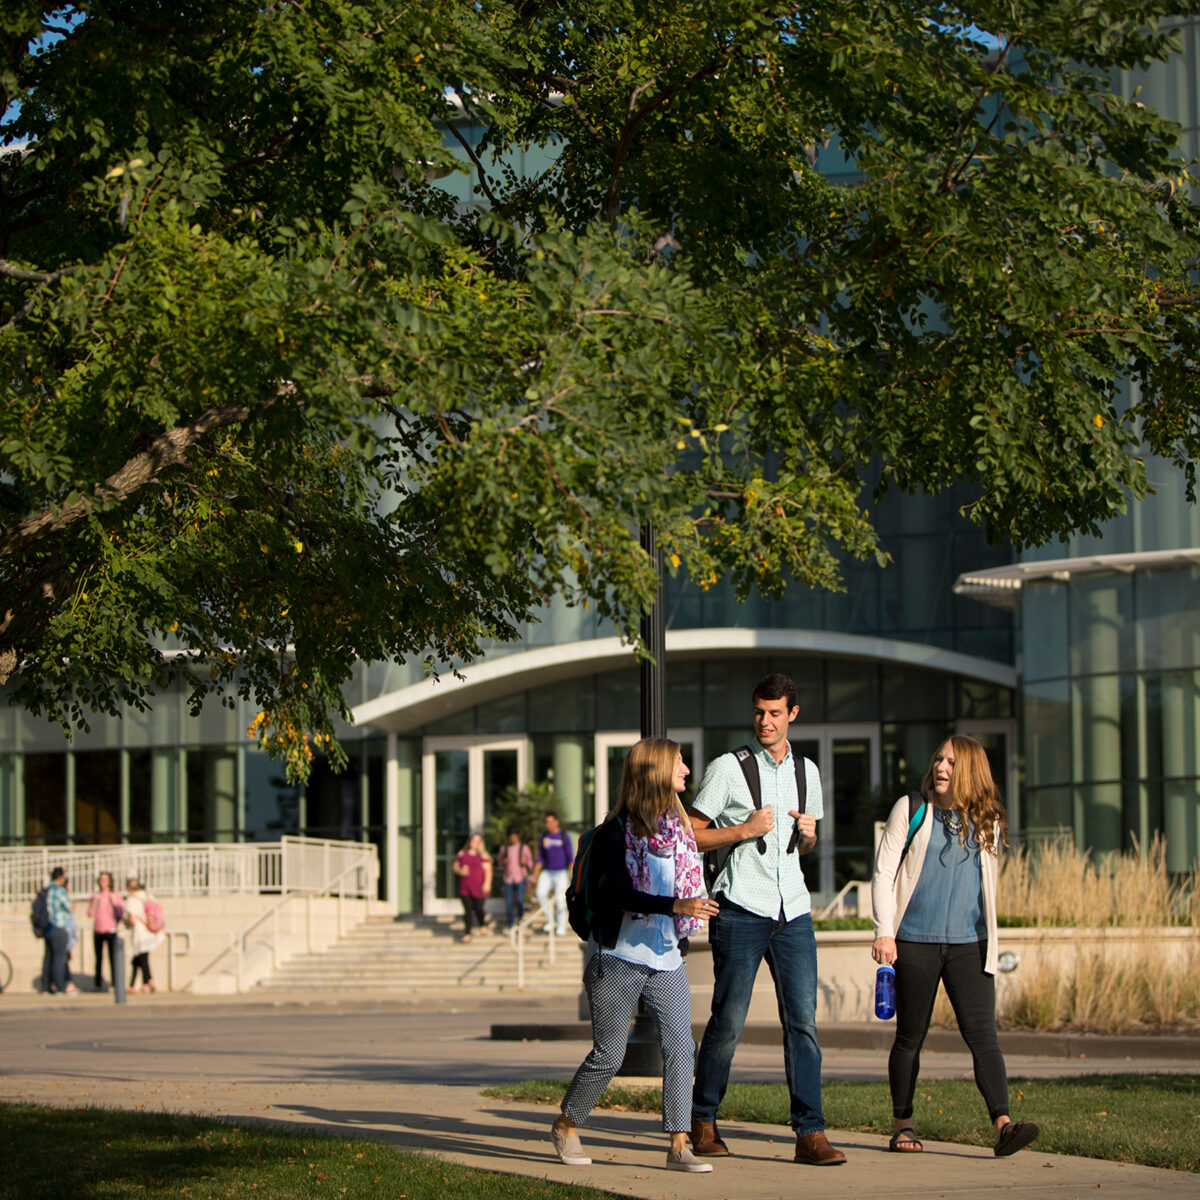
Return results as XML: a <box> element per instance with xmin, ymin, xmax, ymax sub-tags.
<box><xmin>793</xmin><ymin>1131</ymin><xmax>847</xmax><ymax>1165</ymax></box>
<box><xmin>690</xmin><ymin>1119</ymin><xmax>730</xmax><ymax>1157</ymax></box>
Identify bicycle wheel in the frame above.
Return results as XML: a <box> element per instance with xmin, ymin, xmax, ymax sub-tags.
<box><xmin>0</xmin><ymin>950</ymin><xmax>12</xmax><ymax>993</ymax></box>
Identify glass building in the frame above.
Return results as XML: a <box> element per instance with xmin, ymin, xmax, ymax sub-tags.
<box><xmin>2</xmin><ymin>21</ymin><xmax>1197</xmax><ymax>910</ymax></box>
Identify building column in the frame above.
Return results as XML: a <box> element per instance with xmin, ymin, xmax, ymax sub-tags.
<box><xmin>394</xmin><ymin>740</ymin><xmax>418</xmax><ymax>914</ymax></box>
<box><xmin>1161</xmin><ymin>669</ymin><xmax>1200</xmax><ymax>873</ymax></box>
<box><xmin>552</xmin><ymin>735</ymin><xmax>588</xmax><ymax>826</ymax></box>
<box><xmin>385</xmin><ymin>732</ymin><xmax>400</xmax><ymax>913</ymax></box>
<box><xmin>209</xmin><ymin>751</ymin><xmax>237</xmax><ymax>842</ymax></box>
<box><xmin>1072</xmin><ymin>584</ymin><xmax>1123</xmax><ymax>854</ymax></box>
<box><xmin>65</xmin><ymin>752</ymin><xmax>76</xmax><ymax>842</ymax></box>
<box><xmin>151</xmin><ymin>749</ymin><xmax>176</xmax><ymax>841</ymax></box>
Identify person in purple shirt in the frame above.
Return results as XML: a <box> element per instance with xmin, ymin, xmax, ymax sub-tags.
<box><xmin>532</xmin><ymin>811</ymin><xmax>574</xmax><ymax>936</ymax></box>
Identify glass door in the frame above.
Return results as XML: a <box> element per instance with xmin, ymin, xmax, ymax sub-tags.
<box><xmin>421</xmin><ymin>736</ymin><xmax>528</xmax><ymax>914</ymax></box>
<box><xmin>792</xmin><ymin>724</ymin><xmax>881</xmax><ymax>901</ymax></box>
<box><xmin>593</xmin><ymin>728</ymin><xmax>704</xmax><ymax>822</ymax></box>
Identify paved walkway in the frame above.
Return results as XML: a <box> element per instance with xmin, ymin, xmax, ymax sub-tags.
<box><xmin>1</xmin><ymin>990</ymin><xmax>1196</xmax><ymax>1198</ymax></box>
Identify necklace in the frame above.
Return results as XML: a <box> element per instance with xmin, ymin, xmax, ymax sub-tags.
<box><xmin>940</xmin><ymin>807</ymin><xmax>964</xmax><ymax>836</ymax></box>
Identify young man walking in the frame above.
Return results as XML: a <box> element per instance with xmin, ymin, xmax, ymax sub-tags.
<box><xmin>531</xmin><ymin>811</ymin><xmax>574</xmax><ymax>937</ymax></box>
<box><xmin>689</xmin><ymin>673</ymin><xmax>846</xmax><ymax>1166</ymax></box>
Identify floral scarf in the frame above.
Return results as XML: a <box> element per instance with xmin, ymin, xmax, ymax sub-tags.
<box><xmin>624</xmin><ymin>808</ymin><xmax>705</xmax><ymax>939</ymax></box>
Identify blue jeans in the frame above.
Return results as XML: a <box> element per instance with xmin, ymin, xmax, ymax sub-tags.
<box><xmin>502</xmin><ymin>881</ymin><xmax>526</xmax><ymax>928</ymax></box>
<box><xmin>41</xmin><ymin>925</ymin><xmax>69</xmax><ymax>993</ymax></box>
<box><xmin>693</xmin><ymin>906</ymin><xmax>825</xmax><ymax>1135</ymax></box>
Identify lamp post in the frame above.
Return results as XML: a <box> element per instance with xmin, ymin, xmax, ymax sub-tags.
<box><xmin>639</xmin><ymin>522</ymin><xmax>667</xmax><ymax>741</ymax></box>
<box><xmin>619</xmin><ymin>521</ymin><xmax>667</xmax><ymax>1077</ymax></box>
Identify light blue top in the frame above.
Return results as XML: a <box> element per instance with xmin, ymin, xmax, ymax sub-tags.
<box><xmin>897</xmin><ymin>807</ymin><xmax>987</xmax><ymax>944</ymax></box>
<box><xmin>692</xmin><ymin>743</ymin><xmax>823</xmax><ymax>921</ymax></box>
<box><xmin>591</xmin><ymin>847</ymin><xmax>682</xmax><ymax>971</ymax></box>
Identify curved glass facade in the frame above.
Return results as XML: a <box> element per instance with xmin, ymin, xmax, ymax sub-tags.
<box><xmin>1020</xmin><ymin>559</ymin><xmax>1200</xmax><ymax>869</ymax></box>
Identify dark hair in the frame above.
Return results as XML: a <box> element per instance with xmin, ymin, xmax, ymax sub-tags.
<box><xmin>543</xmin><ymin>810</ymin><xmax>559</xmax><ymax>822</ymax></box>
<box><xmin>50</xmin><ymin>866</ymin><xmax>65</xmax><ymax>881</ymax></box>
<box><xmin>753</xmin><ymin>672</ymin><xmax>797</xmax><ymax>711</ymax></box>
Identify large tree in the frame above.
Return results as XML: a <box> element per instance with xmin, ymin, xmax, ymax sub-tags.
<box><xmin>2</xmin><ymin>2</ymin><xmax>1198</xmax><ymax>778</ymax></box>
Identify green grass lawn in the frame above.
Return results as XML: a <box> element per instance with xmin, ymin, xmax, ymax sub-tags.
<box><xmin>0</xmin><ymin>1104</ymin><xmax>618</xmax><ymax>1200</ymax></box>
<box><xmin>483</xmin><ymin>1074</ymin><xmax>1200</xmax><ymax>1173</ymax></box>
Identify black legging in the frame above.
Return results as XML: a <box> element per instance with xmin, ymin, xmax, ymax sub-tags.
<box><xmin>130</xmin><ymin>951</ymin><xmax>153</xmax><ymax>988</ymax></box>
<box><xmin>888</xmin><ymin>939</ymin><xmax>1009</xmax><ymax>1122</ymax></box>
<box><xmin>93</xmin><ymin>931</ymin><xmax>119</xmax><ymax>986</ymax></box>
<box><xmin>461</xmin><ymin>894</ymin><xmax>486</xmax><ymax>935</ymax></box>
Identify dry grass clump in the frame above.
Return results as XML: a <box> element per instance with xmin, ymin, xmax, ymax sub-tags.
<box><xmin>998</xmin><ymin>834</ymin><xmax>1197</xmax><ymax>927</ymax></box>
<box><xmin>1000</xmin><ymin>946</ymin><xmax>1200</xmax><ymax>1033</ymax></box>
<box><xmin>929</xmin><ymin>836</ymin><xmax>1200</xmax><ymax>1033</ymax></box>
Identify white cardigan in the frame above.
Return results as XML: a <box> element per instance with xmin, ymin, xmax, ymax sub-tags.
<box><xmin>871</xmin><ymin>795</ymin><xmax>1000</xmax><ymax>976</ymax></box>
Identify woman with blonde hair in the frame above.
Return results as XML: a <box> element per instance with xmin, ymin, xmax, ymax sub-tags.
<box><xmin>551</xmin><ymin>738</ymin><xmax>719</xmax><ymax>1173</ymax></box>
<box><xmin>871</xmin><ymin>735</ymin><xmax>1039</xmax><ymax>1156</ymax></box>
<box><xmin>452</xmin><ymin>832</ymin><xmax>493</xmax><ymax>942</ymax></box>
<box><xmin>123</xmin><ymin>877</ymin><xmax>163</xmax><ymax>993</ymax></box>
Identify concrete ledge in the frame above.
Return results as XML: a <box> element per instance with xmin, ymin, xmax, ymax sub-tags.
<box><xmin>490</xmin><ymin>1019</ymin><xmax>1200</xmax><ymax>1061</ymax></box>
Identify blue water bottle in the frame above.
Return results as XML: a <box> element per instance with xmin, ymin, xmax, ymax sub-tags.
<box><xmin>874</xmin><ymin>964</ymin><xmax>896</xmax><ymax>1020</ymax></box>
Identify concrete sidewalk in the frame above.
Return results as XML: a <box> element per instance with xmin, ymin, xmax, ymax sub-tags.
<box><xmin>0</xmin><ymin>993</ymin><xmax>1196</xmax><ymax>1199</ymax></box>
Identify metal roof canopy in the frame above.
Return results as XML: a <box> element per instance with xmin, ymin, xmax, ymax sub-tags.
<box><xmin>954</xmin><ymin>548</ymin><xmax>1200</xmax><ymax>608</ymax></box>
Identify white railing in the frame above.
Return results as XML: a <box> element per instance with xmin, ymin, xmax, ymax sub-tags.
<box><xmin>814</xmin><ymin>878</ymin><xmax>870</xmax><ymax>920</ymax></box>
<box><xmin>509</xmin><ymin>883</ymin><xmax>570</xmax><ymax>989</ymax></box>
<box><xmin>0</xmin><ymin>836</ymin><xmax>377</xmax><ymax>904</ymax></box>
<box><xmin>191</xmin><ymin>850</ymin><xmax>380</xmax><ymax>992</ymax></box>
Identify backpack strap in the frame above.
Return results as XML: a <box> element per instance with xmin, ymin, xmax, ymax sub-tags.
<box><xmin>898</xmin><ymin>790</ymin><xmax>928</xmax><ymax>865</ymax></box>
<box><xmin>733</xmin><ymin>745</ymin><xmax>765</xmax><ymax>853</ymax></box>
<box><xmin>735</xmin><ymin>744</ymin><xmax>809</xmax><ymax>854</ymax></box>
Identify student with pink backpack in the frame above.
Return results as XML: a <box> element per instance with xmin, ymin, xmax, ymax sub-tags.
<box><xmin>123</xmin><ymin>877</ymin><xmax>165</xmax><ymax>993</ymax></box>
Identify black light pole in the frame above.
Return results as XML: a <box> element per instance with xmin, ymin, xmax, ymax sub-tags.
<box><xmin>620</xmin><ymin>521</ymin><xmax>667</xmax><ymax>1077</ymax></box>
<box><xmin>639</xmin><ymin>522</ymin><xmax>667</xmax><ymax>740</ymax></box>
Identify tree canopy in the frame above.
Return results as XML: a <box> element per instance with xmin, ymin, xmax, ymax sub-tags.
<box><xmin>2</xmin><ymin>1</ymin><xmax>1198</xmax><ymax>778</ymax></box>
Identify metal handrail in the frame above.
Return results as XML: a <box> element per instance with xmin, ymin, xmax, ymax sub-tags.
<box><xmin>509</xmin><ymin>884</ymin><xmax>571</xmax><ymax>989</ymax></box>
<box><xmin>191</xmin><ymin>854</ymin><xmax>378</xmax><ymax>991</ymax></box>
<box><xmin>814</xmin><ymin>877</ymin><xmax>868</xmax><ymax>921</ymax></box>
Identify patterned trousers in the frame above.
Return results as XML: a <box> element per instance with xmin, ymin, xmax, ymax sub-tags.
<box><xmin>561</xmin><ymin>952</ymin><xmax>694</xmax><ymax>1132</ymax></box>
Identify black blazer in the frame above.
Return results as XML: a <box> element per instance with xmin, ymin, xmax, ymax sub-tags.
<box><xmin>588</xmin><ymin>816</ymin><xmax>678</xmax><ymax>950</ymax></box>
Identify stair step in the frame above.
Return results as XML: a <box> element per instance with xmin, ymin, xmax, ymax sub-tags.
<box><xmin>249</xmin><ymin>914</ymin><xmax>585</xmax><ymax>993</ymax></box>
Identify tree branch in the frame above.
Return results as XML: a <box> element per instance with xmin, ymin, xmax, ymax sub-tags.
<box><xmin>445</xmin><ymin>122</ymin><xmax>501</xmax><ymax>208</ymax></box>
<box><xmin>602</xmin><ymin>56</ymin><xmax>725</xmax><ymax>227</ymax></box>
<box><xmin>0</xmin><ymin>403</ymin><xmax>255</xmax><ymax>559</ymax></box>
<box><xmin>0</xmin><ymin>259</ymin><xmax>63</xmax><ymax>284</ymax></box>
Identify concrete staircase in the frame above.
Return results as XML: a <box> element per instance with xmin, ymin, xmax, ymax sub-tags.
<box><xmin>253</xmin><ymin>914</ymin><xmax>585</xmax><ymax>995</ymax></box>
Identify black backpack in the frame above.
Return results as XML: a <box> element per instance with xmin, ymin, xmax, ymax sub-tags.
<box><xmin>30</xmin><ymin>886</ymin><xmax>51</xmax><ymax>938</ymax></box>
<box><xmin>702</xmin><ymin>745</ymin><xmax>810</xmax><ymax>894</ymax></box>
<box><xmin>566</xmin><ymin>815</ymin><xmax>624</xmax><ymax>942</ymax></box>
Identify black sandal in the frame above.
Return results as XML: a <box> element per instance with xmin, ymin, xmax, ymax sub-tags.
<box><xmin>888</xmin><ymin>1128</ymin><xmax>923</xmax><ymax>1153</ymax></box>
<box><xmin>994</xmin><ymin>1120</ymin><xmax>1040</xmax><ymax>1157</ymax></box>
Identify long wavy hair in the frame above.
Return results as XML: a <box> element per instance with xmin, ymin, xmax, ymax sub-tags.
<box><xmin>610</xmin><ymin>737</ymin><xmax>690</xmax><ymax>839</ymax></box>
<box><xmin>922</xmin><ymin>734</ymin><xmax>1007</xmax><ymax>854</ymax></box>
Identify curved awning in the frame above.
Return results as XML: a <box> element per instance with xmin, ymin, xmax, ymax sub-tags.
<box><xmin>351</xmin><ymin>628</ymin><xmax>1017</xmax><ymax>734</ymax></box>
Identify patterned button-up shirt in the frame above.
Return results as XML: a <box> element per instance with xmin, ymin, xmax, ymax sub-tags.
<box><xmin>692</xmin><ymin>742</ymin><xmax>823</xmax><ymax>921</ymax></box>
<box><xmin>47</xmin><ymin>881</ymin><xmax>73</xmax><ymax>929</ymax></box>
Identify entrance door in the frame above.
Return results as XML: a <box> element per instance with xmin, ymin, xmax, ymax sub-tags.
<box><xmin>421</xmin><ymin>736</ymin><xmax>528</xmax><ymax>914</ymax></box>
<box><xmin>792</xmin><ymin>724</ymin><xmax>881</xmax><ymax>901</ymax></box>
<box><xmin>594</xmin><ymin>728</ymin><xmax>705</xmax><ymax>822</ymax></box>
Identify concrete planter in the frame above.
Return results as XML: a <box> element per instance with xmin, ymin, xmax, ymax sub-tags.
<box><xmin>681</xmin><ymin>926</ymin><xmax>1199</xmax><ymax>1026</ymax></box>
